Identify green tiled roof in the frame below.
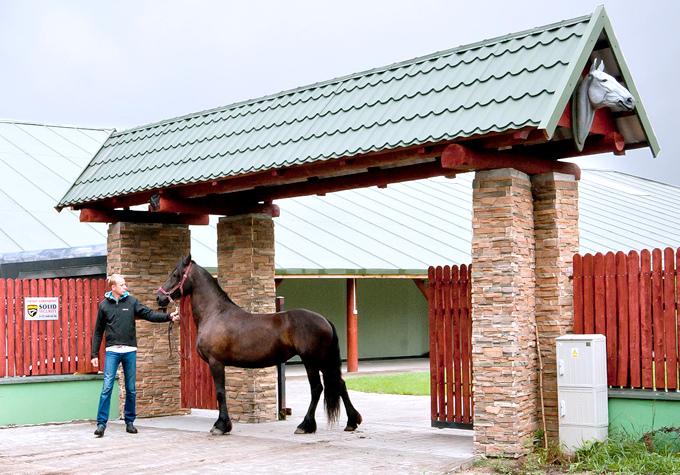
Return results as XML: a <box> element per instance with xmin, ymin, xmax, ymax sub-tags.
<box><xmin>57</xmin><ymin>6</ymin><xmax>657</xmax><ymax>210</ymax></box>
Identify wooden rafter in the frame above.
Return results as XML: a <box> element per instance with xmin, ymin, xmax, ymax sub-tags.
<box><xmin>217</xmin><ymin>160</ymin><xmax>452</xmax><ymax>204</ymax></box>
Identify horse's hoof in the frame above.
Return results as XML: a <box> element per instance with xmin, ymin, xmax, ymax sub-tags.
<box><xmin>344</xmin><ymin>425</ymin><xmax>357</xmax><ymax>432</ymax></box>
<box><xmin>210</xmin><ymin>427</ymin><xmax>227</xmax><ymax>436</ymax></box>
<box><xmin>294</xmin><ymin>424</ymin><xmax>316</xmax><ymax>434</ymax></box>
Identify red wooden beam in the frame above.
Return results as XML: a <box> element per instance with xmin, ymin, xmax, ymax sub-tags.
<box><xmin>527</xmin><ymin>131</ymin><xmax>625</xmax><ymax>159</ymax></box>
<box><xmin>79</xmin><ymin>208</ymin><xmax>209</xmax><ymax>225</ymax></box>
<box><xmin>154</xmin><ymin>196</ymin><xmax>280</xmax><ymax>217</ymax></box>
<box><xmin>441</xmin><ymin>144</ymin><xmax>582</xmax><ymax>179</ymax></box>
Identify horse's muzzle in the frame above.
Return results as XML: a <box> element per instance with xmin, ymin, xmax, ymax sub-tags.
<box><xmin>156</xmin><ymin>293</ymin><xmax>171</xmax><ymax>309</ymax></box>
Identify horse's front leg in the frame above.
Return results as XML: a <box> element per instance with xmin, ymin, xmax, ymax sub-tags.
<box><xmin>208</xmin><ymin>359</ymin><xmax>232</xmax><ymax>435</ymax></box>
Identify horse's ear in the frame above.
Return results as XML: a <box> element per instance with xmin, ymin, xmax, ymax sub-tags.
<box><xmin>592</xmin><ymin>57</ymin><xmax>604</xmax><ymax>72</ymax></box>
<box><xmin>183</xmin><ymin>254</ymin><xmax>192</xmax><ymax>266</ymax></box>
<box><xmin>590</xmin><ymin>58</ymin><xmax>601</xmax><ymax>73</ymax></box>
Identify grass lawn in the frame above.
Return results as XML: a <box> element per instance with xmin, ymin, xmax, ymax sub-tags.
<box><xmin>344</xmin><ymin>371</ymin><xmax>429</xmax><ymax>396</ymax></box>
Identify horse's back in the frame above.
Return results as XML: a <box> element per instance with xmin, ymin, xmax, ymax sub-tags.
<box><xmin>279</xmin><ymin>308</ymin><xmax>335</xmax><ymax>358</ymax></box>
<box><xmin>195</xmin><ymin>306</ymin><xmax>335</xmax><ymax>367</ymax></box>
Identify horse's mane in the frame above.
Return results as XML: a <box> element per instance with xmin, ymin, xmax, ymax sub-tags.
<box><xmin>192</xmin><ymin>261</ymin><xmax>238</xmax><ymax>306</ymax></box>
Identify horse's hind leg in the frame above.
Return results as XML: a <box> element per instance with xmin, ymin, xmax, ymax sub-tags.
<box><xmin>295</xmin><ymin>363</ymin><xmax>322</xmax><ymax>434</ymax></box>
<box><xmin>340</xmin><ymin>378</ymin><xmax>362</xmax><ymax>431</ymax></box>
<box><xmin>208</xmin><ymin>359</ymin><xmax>232</xmax><ymax>435</ymax></box>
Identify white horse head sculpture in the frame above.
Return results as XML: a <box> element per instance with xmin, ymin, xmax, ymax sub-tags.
<box><xmin>572</xmin><ymin>58</ymin><xmax>636</xmax><ymax>151</ymax></box>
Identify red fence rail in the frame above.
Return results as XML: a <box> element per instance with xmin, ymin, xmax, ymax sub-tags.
<box><xmin>0</xmin><ymin>278</ymin><xmax>106</xmax><ymax>378</ymax></box>
<box><xmin>573</xmin><ymin>248</ymin><xmax>680</xmax><ymax>390</ymax></box>
<box><xmin>427</xmin><ymin>264</ymin><xmax>473</xmax><ymax>428</ymax></box>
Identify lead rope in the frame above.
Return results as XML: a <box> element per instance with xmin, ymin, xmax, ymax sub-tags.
<box><xmin>168</xmin><ymin>303</ymin><xmax>179</xmax><ymax>358</ymax></box>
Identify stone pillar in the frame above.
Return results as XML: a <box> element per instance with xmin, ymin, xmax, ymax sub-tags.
<box><xmin>532</xmin><ymin>172</ymin><xmax>579</xmax><ymax>442</ymax></box>
<box><xmin>107</xmin><ymin>222</ymin><xmax>190</xmax><ymax>417</ymax></box>
<box><xmin>217</xmin><ymin>214</ymin><xmax>277</xmax><ymax>422</ymax></box>
<box><xmin>471</xmin><ymin>168</ymin><xmax>538</xmax><ymax>457</ymax></box>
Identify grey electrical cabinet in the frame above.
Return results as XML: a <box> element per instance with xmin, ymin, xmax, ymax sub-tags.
<box><xmin>556</xmin><ymin>334</ymin><xmax>608</xmax><ymax>453</ymax></box>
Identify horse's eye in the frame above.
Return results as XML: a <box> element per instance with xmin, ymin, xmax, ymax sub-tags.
<box><xmin>601</xmin><ymin>78</ymin><xmax>608</xmax><ymax>82</ymax></box>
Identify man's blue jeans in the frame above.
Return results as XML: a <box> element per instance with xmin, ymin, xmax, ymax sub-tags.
<box><xmin>96</xmin><ymin>350</ymin><xmax>137</xmax><ymax>427</ymax></box>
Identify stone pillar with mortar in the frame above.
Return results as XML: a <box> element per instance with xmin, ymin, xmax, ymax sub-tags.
<box><xmin>217</xmin><ymin>213</ymin><xmax>278</xmax><ymax>422</ymax></box>
<box><xmin>471</xmin><ymin>168</ymin><xmax>538</xmax><ymax>457</ymax></box>
<box><xmin>106</xmin><ymin>222</ymin><xmax>190</xmax><ymax>417</ymax></box>
<box><xmin>531</xmin><ymin>172</ymin><xmax>579</xmax><ymax>443</ymax></box>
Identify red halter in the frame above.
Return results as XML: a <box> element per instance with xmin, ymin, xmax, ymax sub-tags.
<box><xmin>157</xmin><ymin>261</ymin><xmax>192</xmax><ymax>303</ymax></box>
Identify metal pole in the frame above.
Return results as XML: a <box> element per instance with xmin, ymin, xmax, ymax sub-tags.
<box><xmin>275</xmin><ymin>296</ymin><xmax>289</xmax><ymax>420</ymax></box>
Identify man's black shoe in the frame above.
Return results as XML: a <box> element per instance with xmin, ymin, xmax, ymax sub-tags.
<box><xmin>94</xmin><ymin>425</ymin><xmax>105</xmax><ymax>437</ymax></box>
<box><xmin>126</xmin><ymin>423</ymin><xmax>138</xmax><ymax>434</ymax></box>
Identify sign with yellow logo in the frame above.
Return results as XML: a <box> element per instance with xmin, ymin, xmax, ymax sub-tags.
<box><xmin>24</xmin><ymin>297</ymin><xmax>59</xmax><ymax>320</ymax></box>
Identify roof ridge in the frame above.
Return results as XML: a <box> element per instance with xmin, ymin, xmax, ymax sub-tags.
<box><xmin>111</xmin><ymin>11</ymin><xmax>593</xmax><ymax>139</ymax></box>
<box><xmin>0</xmin><ymin>118</ymin><xmax>113</xmax><ymax>133</ymax></box>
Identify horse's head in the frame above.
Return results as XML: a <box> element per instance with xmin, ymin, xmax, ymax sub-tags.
<box><xmin>586</xmin><ymin>58</ymin><xmax>635</xmax><ymax>112</ymax></box>
<box><xmin>157</xmin><ymin>254</ymin><xmax>194</xmax><ymax>308</ymax></box>
<box><xmin>572</xmin><ymin>58</ymin><xmax>636</xmax><ymax>151</ymax></box>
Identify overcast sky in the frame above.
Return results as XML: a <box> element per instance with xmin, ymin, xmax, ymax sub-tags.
<box><xmin>2</xmin><ymin>1</ymin><xmax>678</xmax><ymax>184</ymax></box>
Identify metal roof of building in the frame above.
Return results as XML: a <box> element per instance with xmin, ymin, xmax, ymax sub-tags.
<box><xmin>267</xmin><ymin>171</ymin><xmax>680</xmax><ymax>275</ymax></box>
<box><xmin>0</xmin><ymin>121</ymin><xmax>111</xmax><ymax>256</ymax></box>
<box><xmin>2</xmin><ymin>120</ymin><xmax>677</xmax><ymax>275</ymax></box>
<box><xmin>57</xmin><ymin>6</ymin><xmax>658</xmax><ymax>210</ymax></box>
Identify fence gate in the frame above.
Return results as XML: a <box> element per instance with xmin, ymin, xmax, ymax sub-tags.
<box><xmin>427</xmin><ymin>265</ymin><xmax>473</xmax><ymax>429</ymax></box>
<box><xmin>179</xmin><ymin>296</ymin><xmax>217</xmax><ymax>409</ymax></box>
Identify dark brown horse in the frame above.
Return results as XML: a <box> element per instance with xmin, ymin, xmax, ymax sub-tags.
<box><xmin>156</xmin><ymin>255</ymin><xmax>362</xmax><ymax>435</ymax></box>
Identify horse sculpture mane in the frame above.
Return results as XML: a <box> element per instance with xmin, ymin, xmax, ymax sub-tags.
<box><xmin>572</xmin><ymin>57</ymin><xmax>636</xmax><ymax>151</ymax></box>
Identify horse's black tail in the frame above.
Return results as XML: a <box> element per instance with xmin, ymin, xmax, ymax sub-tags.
<box><xmin>321</xmin><ymin>321</ymin><xmax>342</xmax><ymax>424</ymax></box>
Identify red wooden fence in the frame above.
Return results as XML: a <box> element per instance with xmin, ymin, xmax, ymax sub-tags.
<box><xmin>427</xmin><ymin>264</ymin><xmax>473</xmax><ymax>428</ymax></box>
<box><xmin>573</xmin><ymin>248</ymin><xmax>680</xmax><ymax>390</ymax></box>
<box><xmin>0</xmin><ymin>278</ymin><xmax>106</xmax><ymax>378</ymax></box>
<box><xmin>179</xmin><ymin>295</ymin><xmax>217</xmax><ymax>409</ymax></box>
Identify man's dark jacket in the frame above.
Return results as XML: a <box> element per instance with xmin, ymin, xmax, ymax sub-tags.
<box><xmin>91</xmin><ymin>292</ymin><xmax>170</xmax><ymax>358</ymax></box>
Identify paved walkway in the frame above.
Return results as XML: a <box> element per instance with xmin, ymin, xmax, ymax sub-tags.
<box><xmin>0</xmin><ymin>359</ymin><xmax>474</xmax><ymax>474</ymax></box>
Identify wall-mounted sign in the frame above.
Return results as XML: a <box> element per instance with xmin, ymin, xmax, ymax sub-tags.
<box><xmin>24</xmin><ymin>297</ymin><xmax>59</xmax><ymax>321</ymax></box>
